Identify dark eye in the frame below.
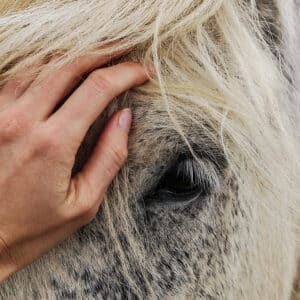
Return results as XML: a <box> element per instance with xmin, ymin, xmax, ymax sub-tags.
<box><xmin>146</xmin><ymin>156</ymin><xmax>220</xmax><ymax>207</ymax></box>
<box><xmin>158</xmin><ymin>159</ymin><xmax>203</xmax><ymax>198</ymax></box>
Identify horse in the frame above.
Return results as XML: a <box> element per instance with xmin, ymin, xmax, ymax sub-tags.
<box><xmin>0</xmin><ymin>0</ymin><xmax>299</xmax><ymax>299</ymax></box>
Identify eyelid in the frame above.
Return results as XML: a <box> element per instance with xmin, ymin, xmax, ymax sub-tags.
<box><xmin>157</xmin><ymin>158</ymin><xmax>219</xmax><ymax>197</ymax></box>
<box><xmin>176</xmin><ymin>158</ymin><xmax>220</xmax><ymax>191</ymax></box>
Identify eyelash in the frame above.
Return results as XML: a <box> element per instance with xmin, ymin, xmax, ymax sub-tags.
<box><xmin>145</xmin><ymin>156</ymin><xmax>221</xmax><ymax>207</ymax></box>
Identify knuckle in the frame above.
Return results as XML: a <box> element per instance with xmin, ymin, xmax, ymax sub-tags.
<box><xmin>87</xmin><ymin>70</ymin><xmax>112</xmax><ymax>94</ymax></box>
<box><xmin>110</xmin><ymin>144</ymin><xmax>128</xmax><ymax>169</ymax></box>
<box><xmin>0</xmin><ymin>109</ymin><xmax>29</xmax><ymax>140</ymax></box>
<box><xmin>71</xmin><ymin>175</ymin><xmax>101</xmax><ymax>224</ymax></box>
<box><xmin>79</xmin><ymin>201</ymin><xmax>98</xmax><ymax>224</ymax></box>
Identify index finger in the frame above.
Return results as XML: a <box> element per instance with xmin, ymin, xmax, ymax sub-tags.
<box><xmin>21</xmin><ymin>47</ymin><xmax>133</xmax><ymax>119</ymax></box>
<box><xmin>47</xmin><ymin>62</ymin><xmax>149</xmax><ymax>146</ymax></box>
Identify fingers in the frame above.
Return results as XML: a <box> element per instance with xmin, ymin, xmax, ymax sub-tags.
<box><xmin>20</xmin><ymin>49</ymin><xmax>132</xmax><ymax>119</ymax></box>
<box><xmin>0</xmin><ymin>78</ymin><xmax>31</xmax><ymax>104</ymax></box>
<box><xmin>64</xmin><ymin>109</ymin><xmax>131</xmax><ymax>222</ymax></box>
<box><xmin>47</xmin><ymin>62</ymin><xmax>148</xmax><ymax>147</ymax></box>
<box><xmin>5</xmin><ymin>110</ymin><xmax>132</xmax><ymax>271</ymax></box>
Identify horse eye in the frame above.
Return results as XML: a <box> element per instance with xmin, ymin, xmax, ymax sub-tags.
<box><xmin>158</xmin><ymin>160</ymin><xmax>201</xmax><ymax>197</ymax></box>
<box><xmin>146</xmin><ymin>157</ymin><xmax>219</xmax><ymax>207</ymax></box>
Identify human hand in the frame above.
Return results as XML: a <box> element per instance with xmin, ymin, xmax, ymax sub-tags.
<box><xmin>0</xmin><ymin>54</ymin><xmax>149</xmax><ymax>282</ymax></box>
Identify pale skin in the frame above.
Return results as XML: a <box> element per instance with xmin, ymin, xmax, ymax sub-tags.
<box><xmin>0</xmin><ymin>53</ymin><xmax>150</xmax><ymax>282</ymax></box>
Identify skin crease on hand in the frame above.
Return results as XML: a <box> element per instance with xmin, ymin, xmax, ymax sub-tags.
<box><xmin>0</xmin><ymin>53</ymin><xmax>150</xmax><ymax>282</ymax></box>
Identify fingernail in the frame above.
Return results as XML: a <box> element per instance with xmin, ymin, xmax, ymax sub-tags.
<box><xmin>118</xmin><ymin>108</ymin><xmax>132</xmax><ymax>134</ymax></box>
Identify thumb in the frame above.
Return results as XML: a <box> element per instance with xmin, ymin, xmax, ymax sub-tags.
<box><xmin>68</xmin><ymin>108</ymin><xmax>132</xmax><ymax>223</ymax></box>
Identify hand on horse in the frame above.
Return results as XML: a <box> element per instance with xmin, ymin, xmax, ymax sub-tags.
<box><xmin>0</xmin><ymin>53</ymin><xmax>149</xmax><ymax>282</ymax></box>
